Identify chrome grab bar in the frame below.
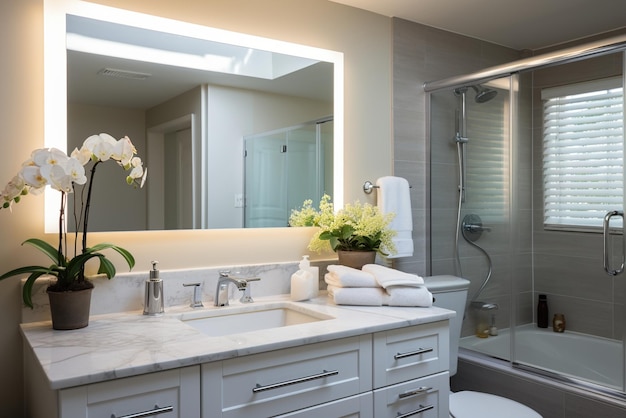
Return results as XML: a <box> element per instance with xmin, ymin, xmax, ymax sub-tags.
<box><xmin>603</xmin><ymin>210</ymin><xmax>624</xmax><ymax>276</ymax></box>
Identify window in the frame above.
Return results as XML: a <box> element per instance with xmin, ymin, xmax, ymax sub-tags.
<box><xmin>543</xmin><ymin>77</ymin><xmax>624</xmax><ymax>230</ymax></box>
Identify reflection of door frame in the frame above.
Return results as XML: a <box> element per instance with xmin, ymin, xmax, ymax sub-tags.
<box><xmin>146</xmin><ymin>114</ymin><xmax>194</xmax><ymax>229</ymax></box>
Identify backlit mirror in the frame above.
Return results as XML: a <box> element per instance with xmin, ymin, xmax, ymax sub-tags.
<box><xmin>44</xmin><ymin>0</ymin><xmax>343</xmax><ymax>233</ymax></box>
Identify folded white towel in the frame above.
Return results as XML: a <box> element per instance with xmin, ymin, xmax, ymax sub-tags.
<box><xmin>376</xmin><ymin>176</ymin><xmax>413</xmax><ymax>258</ymax></box>
<box><xmin>327</xmin><ymin>285</ymin><xmax>384</xmax><ymax>306</ymax></box>
<box><xmin>362</xmin><ymin>264</ymin><xmax>424</xmax><ymax>288</ymax></box>
<box><xmin>325</xmin><ymin>265</ymin><xmax>378</xmax><ymax>287</ymax></box>
<box><xmin>383</xmin><ymin>286</ymin><xmax>433</xmax><ymax>307</ymax></box>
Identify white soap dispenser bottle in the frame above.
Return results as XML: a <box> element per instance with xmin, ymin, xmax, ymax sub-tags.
<box><xmin>291</xmin><ymin>256</ymin><xmax>319</xmax><ymax>301</ymax></box>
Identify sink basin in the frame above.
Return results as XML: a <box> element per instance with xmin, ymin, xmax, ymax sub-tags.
<box><xmin>180</xmin><ymin>302</ymin><xmax>333</xmax><ymax>337</ymax></box>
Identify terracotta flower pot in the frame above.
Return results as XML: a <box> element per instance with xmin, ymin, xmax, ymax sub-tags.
<box><xmin>337</xmin><ymin>250</ymin><xmax>376</xmax><ymax>270</ymax></box>
<box><xmin>47</xmin><ymin>287</ymin><xmax>93</xmax><ymax>330</ymax></box>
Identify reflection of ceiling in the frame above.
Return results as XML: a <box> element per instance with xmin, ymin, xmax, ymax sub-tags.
<box><xmin>67</xmin><ymin>50</ymin><xmax>333</xmax><ymax>109</ymax></box>
<box><xmin>331</xmin><ymin>0</ymin><xmax>626</xmax><ymax>50</ymax></box>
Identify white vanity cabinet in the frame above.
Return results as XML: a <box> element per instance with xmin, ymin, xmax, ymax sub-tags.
<box><xmin>22</xmin><ymin>301</ymin><xmax>453</xmax><ymax>418</ymax></box>
<box><xmin>200</xmin><ymin>320</ymin><xmax>450</xmax><ymax>418</ymax></box>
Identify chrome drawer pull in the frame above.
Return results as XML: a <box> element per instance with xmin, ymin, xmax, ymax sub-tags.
<box><xmin>252</xmin><ymin>369</ymin><xmax>339</xmax><ymax>393</ymax></box>
<box><xmin>394</xmin><ymin>347</ymin><xmax>433</xmax><ymax>360</ymax></box>
<box><xmin>398</xmin><ymin>386</ymin><xmax>432</xmax><ymax>399</ymax></box>
<box><xmin>396</xmin><ymin>404</ymin><xmax>434</xmax><ymax>417</ymax></box>
<box><xmin>111</xmin><ymin>405</ymin><xmax>174</xmax><ymax>418</ymax></box>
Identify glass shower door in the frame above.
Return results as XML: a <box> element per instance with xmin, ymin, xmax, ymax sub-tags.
<box><xmin>430</xmin><ymin>76</ymin><xmax>515</xmax><ymax>359</ymax></box>
<box><xmin>244</xmin><ymin>119</ymin><xmax>331</xmax><ymax>228</ymax></box>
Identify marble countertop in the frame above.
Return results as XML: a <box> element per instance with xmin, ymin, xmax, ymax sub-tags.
<box><xmin>21</xmin><ymin>293</ymin><xmax>454</xmax><ymax>390</ymax></box>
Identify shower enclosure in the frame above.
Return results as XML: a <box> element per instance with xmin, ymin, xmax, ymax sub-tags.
<box><xmin>244</xmin><ymin>118</ymin><xmax>333</xmax><ymax>228</ymax></box>
<box><xmin>427</xmin><ymin>39</ymin><xmax>626</xmax><ymax>397</ymax></box>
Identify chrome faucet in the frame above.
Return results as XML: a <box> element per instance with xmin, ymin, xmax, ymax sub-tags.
<box><xmin>214</xmin><ymin>271</ymin><xmax>260</xmax><ymax>306</ymax></box>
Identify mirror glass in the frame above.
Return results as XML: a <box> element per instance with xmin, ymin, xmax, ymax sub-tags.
<box><xmin>45</xmin><ymin>2</ymin><xmax>343</xmax><ymax>232</ymax></box>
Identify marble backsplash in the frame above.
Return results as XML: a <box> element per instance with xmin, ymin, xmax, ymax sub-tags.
<box><xmin>22</xmin><ymin>259</ymin><xmax>335</xmax><ymax>324</ymax></box>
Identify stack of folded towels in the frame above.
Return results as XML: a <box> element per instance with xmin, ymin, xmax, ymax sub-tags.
<box><xmin>324</xmin><ymin>264</ymin><xmax>432</xmax><ymax>307</ymax></box>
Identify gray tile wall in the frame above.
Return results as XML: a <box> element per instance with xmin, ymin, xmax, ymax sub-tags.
<box><xmin>392</xmin><ymin>18</ymin><xmax>523</xmax><ymax>337</ymax></box>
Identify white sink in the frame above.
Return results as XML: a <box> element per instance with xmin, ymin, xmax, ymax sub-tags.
<box><xmin>180</xmin><ymin>302</ymin><xmax>333</xmax><ymax>337</ymax></box>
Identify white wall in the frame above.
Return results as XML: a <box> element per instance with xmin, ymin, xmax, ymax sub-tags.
<box><xmin>0</xmin><ymin>0</ymin><xmax>391</xmax><ymax>414</ymax></box>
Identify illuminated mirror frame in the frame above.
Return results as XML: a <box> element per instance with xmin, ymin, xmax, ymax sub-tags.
<box><xmin>43</xmin><ymin>0</ymin><xmax>344</xmax><ymax>233</ymax></box>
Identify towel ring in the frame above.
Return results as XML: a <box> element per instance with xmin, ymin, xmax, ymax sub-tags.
<box><xmin>363</xmin><ymin>180</ymin><xmax>412</xmax><ymax>194</ymax></box>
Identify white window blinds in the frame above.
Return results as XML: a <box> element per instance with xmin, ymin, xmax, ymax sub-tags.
<box><xmin>542</xmin><ymin>77</ymin><xmax>624</xmax><ymax>229</ymax></box>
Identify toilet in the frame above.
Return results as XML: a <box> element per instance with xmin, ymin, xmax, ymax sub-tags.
<box><xmin>424</xmin><ymin>275</ymin><xmax>542</xmax><ymax>418</ymax></box>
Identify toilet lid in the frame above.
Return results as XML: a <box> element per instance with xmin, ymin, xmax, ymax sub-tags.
<box><xmin>450</xmin><ymin>391</ymin><xmax>542</xmax><ymax>418</ymax></box>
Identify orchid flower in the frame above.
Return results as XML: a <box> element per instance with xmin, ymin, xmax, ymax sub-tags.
<box><xmin>0</xmin><ymin>134</ymin><xmax>146</xmax><ymax>307</ymax></box>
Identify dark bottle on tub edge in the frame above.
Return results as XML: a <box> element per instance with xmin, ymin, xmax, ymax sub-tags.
<box><xmin>537</xmin><ymin>294</ymin><xmax>549</xmax><ymax>328</ymax></box>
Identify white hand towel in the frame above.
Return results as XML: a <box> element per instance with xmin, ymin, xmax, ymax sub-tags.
<box><xmin>383</xmin><ymin>286</ymin><xmax>433</xmax><ymax>307</ymax></box>
<box><xmin>326</xmin><ymin>285</ymin><xmax>384</xmax><ymax>306</ymax></box>
<box><xmin>362</xmin><ymin>264</ymin><xmax>424</xmax><ymax>288</ymax></box>
<box><xmin>325</xmin><ymin>265</ymin><xmax>379</xmax><ymax>287</ymax></box>
<box><xmin>376</xmin><ymin>176</ymin><xmax>413</xmax><ymax>258</ymax></box>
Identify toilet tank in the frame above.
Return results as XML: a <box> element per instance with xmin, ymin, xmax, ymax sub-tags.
<box><xmin>424</xmin><ymin>275</ymin><xmax>470</xmax><ymax>376</ymax></box>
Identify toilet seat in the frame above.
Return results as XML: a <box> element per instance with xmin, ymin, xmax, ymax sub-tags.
<box><xmin>449</xmin><ymin>391</ymin><xmax>542</xmax><ymax>418</ymax></box>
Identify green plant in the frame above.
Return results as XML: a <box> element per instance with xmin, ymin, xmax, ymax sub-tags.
<box><xmin>290</xmin><ymin>194</ymin><xmax>396</xmax><ymax>256</ymax></box>
<box><xmin>0</xmin><ymin>134</ymin><xmax>146</xmax><ymax>308</ymax></box>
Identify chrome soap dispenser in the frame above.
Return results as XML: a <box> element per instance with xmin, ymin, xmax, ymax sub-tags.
<box><xmin>143</xmin><ymin>261</ymin><xmax>164</xmax><ymax>316</ymax></box>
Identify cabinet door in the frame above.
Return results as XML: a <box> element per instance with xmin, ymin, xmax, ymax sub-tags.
<box><xmin>276</xmin><ymin>392</ymin><xmax>373</xmax><ymax>418</ymax></box>
<box><xmin>59</xmin><ymin>366</ymin><xmax>200</xmax><ymax>418</ymax></box>
<box><xmin>373</xmin><ymin>372</ymin><xmax>449</xmax><ymax>418</ymax></box>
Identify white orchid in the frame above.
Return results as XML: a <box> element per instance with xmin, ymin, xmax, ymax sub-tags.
<box><xmin>0</xmin><ymin>134</ymin><xmax>146</xmax><ymax>307</ymax></box>
<box><xmin>1</xmin><ymin>175</ymin><xmax>26</xmax><ymax>209</ymax></box>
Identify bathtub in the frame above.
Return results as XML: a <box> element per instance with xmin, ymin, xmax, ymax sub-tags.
<box><xmin>460</xmin><ymin>324</ymin><xmax>622</xmax><ymax>390</ymax></box>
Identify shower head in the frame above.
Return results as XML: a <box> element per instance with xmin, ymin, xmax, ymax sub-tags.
<box><xmin>454</xmin><ymin>84</ymin><xmax>497</xmax><ymax>103</ymax></box>
<box><xmin>471</xmin><ymin>85</ymin><xmax>497</xmax><ymax>103</ymax></box>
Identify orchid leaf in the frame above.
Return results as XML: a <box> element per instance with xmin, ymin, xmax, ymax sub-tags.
<box><xmin>23</xmin><ymin>271</ymin><xmax>50</xmax><ymax>309</ymax></box>
<box><xmin>87</xmin><ymin>243</ymin><xmax>135</xmax><ymax>270</ymax></box>
<box><xmin>22</xmin><ymin>238</ymin><xmax>64</xmax><ymax>266</ymax></box>
<box><xmin>96</xmin><ymin>256</ymin><xmax>116</xmax><ymax>279</ymax></box>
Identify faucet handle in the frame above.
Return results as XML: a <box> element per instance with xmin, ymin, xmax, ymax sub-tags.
<box><xmin>239</xmin><ymin>277</ymin><xmax>261</xmax><ymax>303</ymax></box>
<box><xmin>183</xmin><ymin>282</ymin><xmax>204</xmax><ymax>308</ymax></box>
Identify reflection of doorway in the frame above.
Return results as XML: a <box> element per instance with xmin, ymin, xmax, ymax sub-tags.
<box><xmin>164</xmin><ymin>128</ymin><xmax>193</xmax><ymax>229</ymax></box>
<box><xmin>146</xmin><ymin>114</ymin><xmax>195</xmax><ymax>229</ymax></box>
<box><xmin>244</xmin><ymin>118</ymin><xmax>333</xmax><ymax>228</ymax></box>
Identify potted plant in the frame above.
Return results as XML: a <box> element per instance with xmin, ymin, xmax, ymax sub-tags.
<box><xmin>0</xmin><ymin>133</ymin><xmax>146</xmax><ymax>329</ymax></box>
<box><xmin>289</xmin><ymin>194</ymin><xmax>396</xmax><ymax>269</ymax></box>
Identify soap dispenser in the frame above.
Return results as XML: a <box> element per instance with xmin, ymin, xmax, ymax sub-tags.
<box><xmin>143</xmin><ymin>261</ymin><xmax>164</xmax><ymax>316</ymax></box>
<box><xmin>291</xmin><ymin>256</ymin><xmax>319</xmax><ymax>301</ymax></box>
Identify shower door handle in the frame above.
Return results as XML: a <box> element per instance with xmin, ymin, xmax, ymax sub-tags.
<box><xmin>603</xmin><ymin>210</ymin><xmax>624</xmax><ymax>276</ymax></box>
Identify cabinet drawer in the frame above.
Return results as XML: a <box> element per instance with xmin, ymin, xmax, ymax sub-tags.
<box><xmin>373</xmin><ymin>321</ymin><xmax>449</xmax><ymax>388</ymax></box>
<box><xmin>202</xmin><ymin>335</ymin><xmax>372</xmax><ymax>418</ymax></box>
<box><xmin>275</xmin><ymin>392</ymin><xmax>373</xmax><ymax>418</ymax></box>
<box><xmin>373</xmin><ymin>371</ymin><xmax>449</xmax><ymax>418</ymax></box>
<box><xmin>59</xmin><ymin>366</ymin><xmax>200</xmax><ymax>418</ymax></box>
